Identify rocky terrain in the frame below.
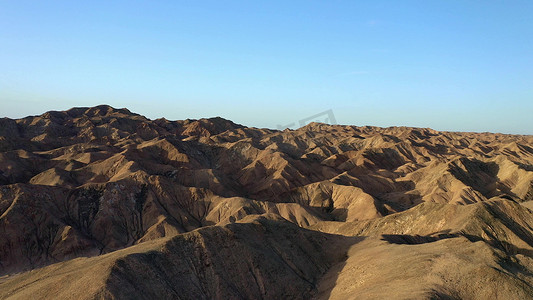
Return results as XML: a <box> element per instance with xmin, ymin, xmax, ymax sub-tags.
<box><xmin>0</xmin><ymin>105</ymin><xmax>532</xmax><ymax>299</ymax></box>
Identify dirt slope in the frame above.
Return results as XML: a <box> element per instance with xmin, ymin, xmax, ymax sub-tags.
<box><xmin>0</xmin><ymin>216</ymin><xmax>351</xmax><ymax>300</ymax></box>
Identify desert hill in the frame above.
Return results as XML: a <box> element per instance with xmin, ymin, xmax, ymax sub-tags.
<box><xmin>0</xmin><ymin>105</ymin><xmax>533</xmax><ymax>299</ymax></box>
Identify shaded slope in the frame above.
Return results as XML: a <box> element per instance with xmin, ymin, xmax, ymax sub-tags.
<box><xmin>0</xmin><ymin>216</ymin><xmax>352</xmax><ymax>300</ymax></box>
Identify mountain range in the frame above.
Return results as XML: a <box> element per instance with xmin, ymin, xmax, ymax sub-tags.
<box><xmin>1</xmin><ymin>105</ymin><xmax>533</xmax><ymax>299</ymax></box>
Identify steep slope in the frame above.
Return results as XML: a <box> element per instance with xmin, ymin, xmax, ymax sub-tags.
<box><xmin>3</xmin><ymin>206</ymin><xmax>533</xmax><ymax>300</ymax></box>
<box><xmin>0</xmin><ymin>216</ymin><xmax>351</xmax><ymax>300</ymax></box>
<box><xmin>311</xmin><ymin>198</ymin><xmax>533</xmax><ymax>256</ymax></box>
<box><xmin>316</xmin><ymin>236</ymin><xmax>533</xmax><ymax>299</ymax></box>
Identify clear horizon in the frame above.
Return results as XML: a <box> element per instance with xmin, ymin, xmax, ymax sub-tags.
<box><xmin>1</xmin><ymin>1</ymin><xmax>532</xmax><ymax>134</ymax></box>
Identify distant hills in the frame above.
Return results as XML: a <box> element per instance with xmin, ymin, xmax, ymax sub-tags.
<box><xmin>1</xmin><ymin>105</ymin><xmax>533</xmax><ymax>299</ymax></box>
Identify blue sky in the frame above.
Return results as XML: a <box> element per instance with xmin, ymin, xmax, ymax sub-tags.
<box><xmin>1</xmin><ymin>1</ymin><xmax>532</xmax><ymax>134</ymax></box>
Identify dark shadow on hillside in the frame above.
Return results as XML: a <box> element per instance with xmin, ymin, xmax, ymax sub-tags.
<box><xmin>448</xmin><ymin>158</ymin><xmax>519</xmax><ymax>199</ymax></box>
<box><xmin>313</xmin><ymin>235</ymin><xmax>365</xmax><ymax>300</ymax></box>
<box><xmin>381</xmin><ymin>233</ymin><xmax>533</xmax><ymax>260</ymax></box>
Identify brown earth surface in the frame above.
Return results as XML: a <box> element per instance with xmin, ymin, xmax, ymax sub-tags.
<box><xmin>1</xmin><ymin>105</ymin><xmax>533</xmax><ymax>299</ymax></box>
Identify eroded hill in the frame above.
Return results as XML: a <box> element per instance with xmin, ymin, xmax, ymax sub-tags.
<box><xmin>1</xmin><ymin>105</ymin><xmax>532</xmax><ymax>299</ymax></box>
